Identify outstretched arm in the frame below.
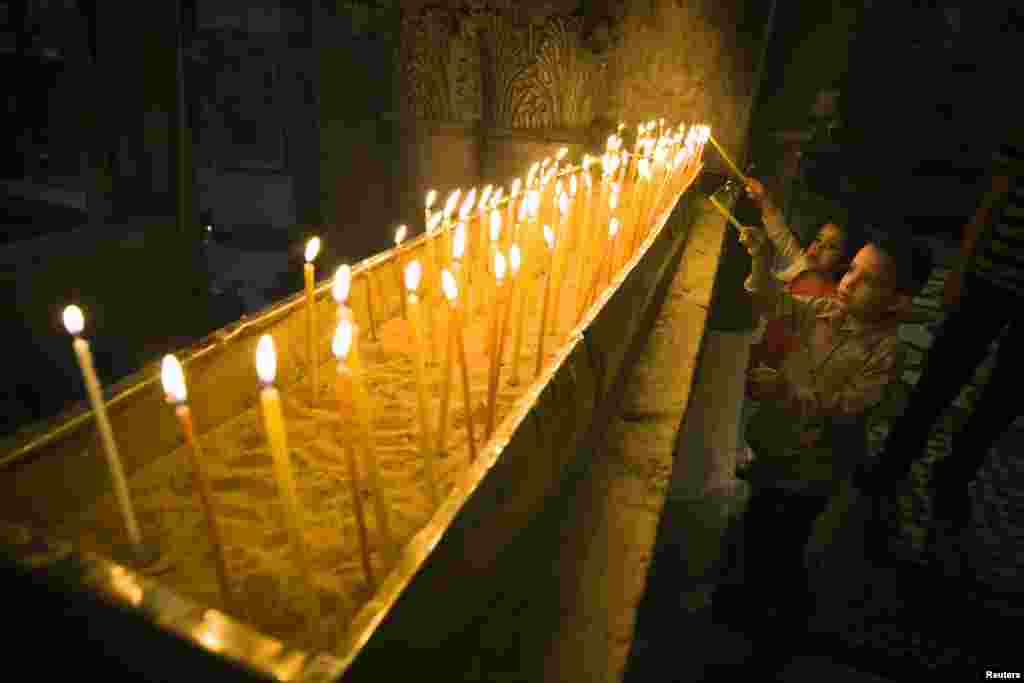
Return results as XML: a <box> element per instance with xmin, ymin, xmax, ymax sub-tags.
<box><xmin>745</xmin><ymin>178</ymin><xmax>805</xmax><ymax>263</ymax></box>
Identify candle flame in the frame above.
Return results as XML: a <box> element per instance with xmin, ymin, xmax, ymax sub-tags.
<box><xmin>556</xmin><ymin>147</ymin><xmax>568</xmax><ymax>161</ymax></box>
<box><xmin>673</xmin><ymin>149</ymin><xmax>686</xmax><ymax>169</ymax></box>
<box><xmin>460</xmin><ymin>187</ymin><xmax>477</xmax><ymax>219</ymax></box>
<box><xmin>305</xmin><ymin>237</ymin><xmax>321</xmax><ymax>263</ymax></box>
<box><xmin>405</xmin><ymin>260</ymin><xmax>422</xmax><ymax>292</ymax></box>
<box><xmin>510</xmin><ymin>177</ymin><xmax>522</xmax><ymax>198</ymax></box>
<box><xmin>332</xmin><ymin>320</ymin><xmax>353</xmax><ymax>360</ymax></box>
<box><xmin>444</xmin><ymin>189</ymin><xmax>461</xmax><ymax>219</ymax></box>
<box><xmin>584</xmin><ymin>171</ymin><xmax>593</xmax><ymax>189</ymax></box>
<box><xmin>618</xmin><ymin>122</ymin><xmax>625</xmax><ymax>132</ymax></box>
<box><xmin>527</xmin><ymin>190</ymin><xmax>540</xmax><ymax>219</ymax></box>
<box><xmin>426</xmin><ymin>211</ymin><xmax>443</xmax><ymax>233</ymax></box>
<box><xmin>509</xmin><ymin>244</ymin><xmax>521</xmax><ymax>273</ymax></box>
<box><xmin>570</xmin><ymin>174</ymin><xmax>578</xmax><ymax>197</ymax></box>
<box><xmin>491</xmin><ymin>186</ymin><xmax>504</xmax><ymax>208</ymax></box>
<box><xmin>441</xmin><ymin>269</ymin><xmax>458</xmax><ymax>302</ymax></box>
<box><xmin>638</xmin><ymin>158</ymin><xmax>651</xmax><ymax>180</ymax></box>
<box><xmin>62</xmin><ymin>304</ymin><xmax>85</xmax><ymax>335</ymax></box>
<box><xmin>494</xmin><ymin>251</ymin><xmax>507</xmax><ymax>281</ymax></box>
<box><xmin>453</xmin><ymin>223</ymin><xmax>466</xmax><ymax>260</ymax></box>
<box><xmin>333</xmin><ymin>264</ymin><xmax>351</xmax><ymax>303</ymax></box>
<box><xmin>426</xmin><ymin>189</ymin><xmax>437</xmax><ymax>210</ymax></box>
<box><xmin>558</xmin><ymin>192</ymin><xmax>569</xmax><ymax>216</ymax></box>
<box><xmin>609</xmin><ymin>217</ymin><xmax>620</xmax><ymax>237</ymax></box>
<box><xmin>582</xmin><ymin>155</ymin><xmax>593</xmax><ymax>170</ymax></box>
<box><xmin>395</xmin><ymin>225</ymin><xmax>407</xmax><ymax>246</ymax></box>
<box><xmin>489</xmin><ymin>209</ymin><xmax>502</xmax><ymax>242</ymax></box>
<box><xmin>543</xmin><ymin>224</ymin><xmax>555</xmax><ymax>249</ymax></box>
<box><xmin>256</xmin><ymin>335</ymin><xmax>277</xmax><ymax>385</ymax></box>
<box><xmin>527</xmin><ymin>162</ymin><xmax>540</xmax><ymax>185</ymax></box>
<box><xmin>161</xmin><ymin>354</ymin><xmax>187</xmax><ymax>403</ymax></box>
<box><xmin>478</xmin><ymin>185</ymin><xmax>493</xmax><ymax>210</ymax></box>
<box><xmin>555</xmin><ymin>179</ymin><xmax>563</xmax><ymax>197</ymax></box>
<box><xmin>606</xmin><ymin>134</ymin><xmax>616</xmax><ymax>151</ymax></box>
<box><xmin>541</xmin><ymin>157</ymin><xmax>551</xmax><ymax>169</ymax></box>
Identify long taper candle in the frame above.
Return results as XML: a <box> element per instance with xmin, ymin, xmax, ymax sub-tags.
<box><xmin>331</xmin><ymin>321</ymin><xmax>377</xmax><ymax>590</ymax></box>
<box><xmin>405</xmin><ymin>261</ymin><xmax>440</xmax><ymax>507</ymax></box>
<box><xmin>486</xmin><ymin>250</ymin><xmax>508</xmax><ymax>438</ymax></box>
<box><xmin>255</xmin><ymin>335</ymin><xmax>319</xmax><ymax>638</ymax></box>
<box><xmin>63</xmin><ymin>305</ymin><xmax>149</xmax><ymax>565</ymax></box>
<box><xmin>535</xmin><ymin>226</ymin><xmax>555</xmax><ymax>379</ymax></box>
<box><xmin>499</xmin><ymin>244</ymin><xmax>521</xmax><ymax>373</ymax></box>
<box><xmin>709</xmin><ymin>132</ymin><xmax>746</xmax><ymax>183</ymax></box>
<box><xmin>549</xmin><ymin>190</ymin><xmax>571</xmax><ymax>335</ymax></box>
<box><xmin>441</xmin><ymin>270</ymin><xmax>477</xmax><ymax>463</ymax></box>
<box><xmin>161</xmin><ymin>355</ymin><xmax>233</xmax><ymax>610</ymax></box>
<box><xmin>393</xmin><ymin>226</ymin><xmax>408</xmax><ymax>319</ymax></box>
<box><xmin>304</xmin><ymin>237</ymin><xmax>321</xmax><ymax>404</ymax></box>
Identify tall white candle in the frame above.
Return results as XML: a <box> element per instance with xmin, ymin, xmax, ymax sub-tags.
<box><xmin>62</xmin><ymin>305</ymin><xmax>144</xmax><ymax>555</ymax></box>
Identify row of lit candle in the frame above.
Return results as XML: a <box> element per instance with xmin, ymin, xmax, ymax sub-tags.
<box><xmin>59</xmin><ymin>119</ymin><xmax>713</xmax><ymax>643</ymax></box>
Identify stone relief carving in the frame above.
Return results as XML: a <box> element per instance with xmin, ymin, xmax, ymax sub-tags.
<box><xmin>401</xmin><ymin>4</ymin><xmax>601</xmax><ymax>129</ymax></box>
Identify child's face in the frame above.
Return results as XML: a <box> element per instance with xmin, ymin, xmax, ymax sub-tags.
<box><xmin>836</xmin><ymin>244</ymin><xmax>909</xmax><ymax>321</ymax></box>
<box><xmin>805</xmin><ymin>223</ymin><xmax>845</xmax><ymax>273</ymax></box>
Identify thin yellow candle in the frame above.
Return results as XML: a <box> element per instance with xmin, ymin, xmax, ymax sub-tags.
<box><xmin>607</xmin><ymin>216</ymin><xmax>622</xmax><ymax>284</ymax></box>
<box><xmin>451</xmin><ymin>221</ymin><xmax>468</xmax><ymax>312</ymax></box>
<box><xmin>709</xmin><ymin>131</ymin><xmax>746</xmax><ymax>183</ymax></box>
<box><xmin>510</xmin><ymin>245</ymin><xmax>530</xmax><ymax>386</ymax></box>
<box><xmin>435</xmin><ymin>274</ymin><xmax>456</xmax><ymax>460</ymax></box>
<box><xmin>255</xmin><ymin>335</ymin><xmax>319</xmax><ymax>636</ymax></box>
<box><xmin>332</xmin><ymin>318</ymin><xmax>396</xmax><ymax>565</ymax></box>
<box><xmin>405</xmin><ymin>261</ymin><xmax>440</xmax><ymax>507</ymax></box>
<box><xmin>535</xmin><ymin>226</ymin><xmax>555</xmax><ymax>380</ymax></box>
<box><xmin>441</xmin><ymin>270</ymin><xmax>477</xmax><ymax>463</ymax></box>
<box><xmin>707</xmin><ymin>195</ymin><xmax>744</xmax><ymax>232</ymax></box>
<box><xmin>573</xmin><ymin>171</ymin><xmax>594</xmax><ymax>325</ymax></box>
<box><xmin>499</xmin><ymin>244</ymin><xmax>521</xmax><ymax>372</ymax></box>
<box><xmin>62</xmin><ymin>305</ymin><xmax>148</xmax><ymax>564</ymax></box>
<box><xmin>488</xmin><ymin>209</ymin><xmax>502</xmax><ymax>312</ymax></box>
<box><xmin>333</xmin><ymin>264</ymin><xmax>352</xmax><ymax>323</ymax></box>
<box><xmin>331</xmin><ymin>321</ymin><xmax>377</xmax><ymax>590</ymax></box>
<box><xmin>505</xmin><ymin>178</ymin><xmax>521</xmax><ymax>241</ymax></box>
<box><xmin>394</xmin><ymin>226</ymin><xmax>408</xmax><ymax>319</ymax></box>
<box><xmin>304</xmin><ymin>237</ymin><xmax>321</xmax><ymax>404</ymax></box>
<box><xmin>486</xmin><ymin>250</ymin><xmax>508</xmax><ymax>438</ymax></box>
<box><xmin>424</xmin><ymin>189</ymin><xmax>437</xmax><ymax>234</ymax></box>
<box><xmin>161</xmin><ymin>355</ymin><xmax>233</xmax><ymax>610</ymax></box>
<box><xmin>549</xmin><ymin>190</ymin><xmax>571</xmax><ymax>334</ymax></box>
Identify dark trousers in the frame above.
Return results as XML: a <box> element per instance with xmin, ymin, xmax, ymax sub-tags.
<box><xmin>742</xmin><ymin>487</ymin><xmax>831</xmax><ymax>624</ymax></box>
<box><xmin>881</xmin><ymin>272</ymin><xmax>1024</xmax><ymax>525</ymax></box>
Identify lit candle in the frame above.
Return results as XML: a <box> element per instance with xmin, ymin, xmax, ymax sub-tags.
<box><xmin>549</xmin><ymin>190</ymin><xmax>571</xmax><ymax>335</ymax></box>
<box><xmin>304</xmin><ymin>237</ymin><xmax>321</xmax><ymax>404</ymax></box>
<box><xmin>486</xmin><ymin>250</ymin><xmax>508</xmax><ymax>438</ymax></box>
<box><xmin>709</xmin><ymin>131</ymin><xmax>746</xmax><ymax>183</ymax></box>
<box><xmin>405</xmin><ymin>261</ymin><xmax>440</xmax><ymax>507</ymax></box>
<box><xmin>331</xmin><ymin>320</ymin><xmax>380</xmax><ymax>589</ymax></box>
<box><xmin>488</xmin><ymin>209</ymin><xmax>502</xmax><ymax>312</ymax></box>
<box><xmin>510</xmin><ymin>245</ymin><xmax>529</xmax><ymax>386</ymax></box>
<box><xmin>505</xmin><ymin>178</ymin><xmax>521</xmax><ymax>242</ymax></box>
<box><xmin>362</xmin><ymin>269</ymin><xmax>378</xmax><ymax>342</ymax></box>
<box><xmin>161</xmin><ymin>354</ymin><xmax>233</xmax><ymax>610</ymax></box>
<box><xmin>393</xmin><ymin>225</ymin><xmax>408</xmax><ymax>319</ymax></box>
<box><xmin>451</xmin><ymin>222</ymin><xmax>469</xmax><ymax>316</ymax></box>
<box><xmin>441</xmin><ymin>270</ymin><xmax>477</xmax><ymax>463</ymax></box>
<box><xmin>333</xmin><ymin>264</ymin><xmax>352</xmax><ymax>322</ymax></box>
<box><xmin>607</xmin><ymin>216</ymin><xmax>621</xmax><ymax>287</ymax></box>
<box><xmin>535</xmin><ymin>226</ymin><xmax>555</xmax><ymax>379</ymax></box>
<box><xmin>62</xmin><ymin>305</ymin><xmax>148</xmax><ymax>564</ymax></box>
<box><xmin>255</xmin><ymin>335</ymin><xmax>319</xmax><ymax>635</ymax></box>
<box><xmin>332</xmin><ymin>317</ymin><xmax>396</xmax><ymax>563</ymax></box>
<box><xmin>499</xmin><ymin>244</ymin><xmax>521</xmax><ymax>376</ymax></box>
<box><xmin>573</xmin><ymin>170</ymin><xmax>594</xmax><ymax>325</ymax></box>
<box><xmin>424</xmin><ymin>189</ymin><xmax>437</xmax><ymax>235</ymax></box>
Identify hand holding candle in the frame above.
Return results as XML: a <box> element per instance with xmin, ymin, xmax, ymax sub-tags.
<box><xmin>161</xmin><ymin>355</ymin><xmax>233</xmax><ymax>610</ymax></box>
<box><xmin>255</xmin><ymin>335</ymin><xmax>320</xmax><ymax>637</ymax></box>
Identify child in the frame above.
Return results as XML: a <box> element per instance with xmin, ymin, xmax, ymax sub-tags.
<box><xmin>737</xmin><ymin>179</ymin><xmax>863</xmax><ymax>475</ymax></box>
<box><xmin>744</xmin><ymin>177</ymin><xmax>861</xmax><ymax>373</ymax></box>
<box><xmin>713</xmin><ymin>222</ymin><xmax>933</xmax><ymax>664</ymax></box>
